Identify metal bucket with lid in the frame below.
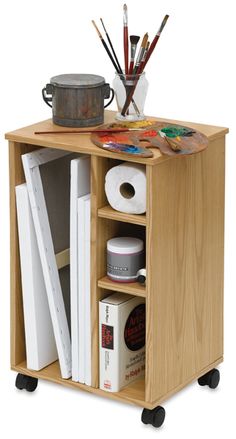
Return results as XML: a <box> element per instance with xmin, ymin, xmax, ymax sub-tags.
<box><xmin>42</xmin><ymin>73</ymin><xmax>114</xmax><ymax>127</ymax></box>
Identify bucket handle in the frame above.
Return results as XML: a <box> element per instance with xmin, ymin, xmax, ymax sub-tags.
<box><xmin>104</xmin><ymin>84</ymin><xmax>114</xmax><ymax>108</ymax></box>
<box><xmin>42</xmin><ymin>84</ymin><xmax>53</xmax><ymax>108</ymax></box>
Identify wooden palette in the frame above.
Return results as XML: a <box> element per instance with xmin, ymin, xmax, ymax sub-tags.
<box><xmin>91</xmin><ymin>122</ymin><xmax>209</xmax><ymax>157</ymax></box>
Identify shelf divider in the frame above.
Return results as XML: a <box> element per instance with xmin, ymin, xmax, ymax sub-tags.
<box><xmin>98</xmin><ymin>276</ymin><xmax>146</xmax><ymax>298</ymax></box>
<box><xmin>98</xmin><ymin>205</ymin><xmax>146</xmax><ymax>226</ymax></box>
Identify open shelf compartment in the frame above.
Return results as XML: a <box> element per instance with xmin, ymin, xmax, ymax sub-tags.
<box><xmin>12</xmin><ymin>360</ymin><xmax>147</xmax><ymax>408</ymax></box>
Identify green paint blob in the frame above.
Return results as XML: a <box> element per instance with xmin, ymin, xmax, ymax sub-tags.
<box><xmin>160</xmin><ymin>125</ymin><xmax>195</xmax><ymax>138</ymax></box>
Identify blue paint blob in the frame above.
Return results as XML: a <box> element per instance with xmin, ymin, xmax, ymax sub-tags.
<box><xmin>104</xmin><ymin>142</ymin><xmax>146</xmax><ymax>155</ymax></box>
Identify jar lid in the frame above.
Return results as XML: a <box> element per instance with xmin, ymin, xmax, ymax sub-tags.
<box><xmin>107</xmin><ymin>237</ymin><xmax>144</xmax><ymax>254</ymax></box>
<box><xmin>50</xmin><ymin>73</ymin><xmax>105</xmax><ymax>89</ymax></box>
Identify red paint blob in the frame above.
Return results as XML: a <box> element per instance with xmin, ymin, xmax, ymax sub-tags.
<box><xmin>141</xmin><ymin>130</ymin><xmax>157</xmax><ymax>138</ymax></box>
<box><xmin>98</xmin><ymin>134</ymin><xmax>129</xmax><ymax>143</ymax></box>
<box><xmin>99</xmin><ymin>135</ymin><xmax>115</xmax><ymax>142</ymax></box>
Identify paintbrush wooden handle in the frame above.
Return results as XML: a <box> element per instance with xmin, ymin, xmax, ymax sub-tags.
<box><xmin>142</xmin><ymin>14</ymin><xmax>169</xmax><ymax>71</ymax></box>
<box><xmin>121</xmin><ymin>67</ymin><xmax>142</xmax><ymax>116</ymax></box>
<box><xmin>128</xmin><ymin>61</ymin><xmax>134</xmax><ymax>75</ymax></box>
<box><xmin>121</xmin><ymin>16</ymin><xmax>169</xmax><ymax>116</ymax></box>
<box><xmin>124</xmin><ymin>26</ymin><xmax>129</xmax><ymax>74</ymax></box>
<box><xmin>123</xmin><ymin>4</ymin><xmax>129</xmax><ymax>75</ymax></box>
<box><xmin>100</xmin><ymin>18</ymin><xmax>123</xmax><ymax>74</ymax></box>
<box><xmin>141</xmin><ymin>35</ymin><xmax>159</xmax><ymax>71</ymax></box>
<box><xmin>34</xmin><ymin>129</ymin><xmax>137</xmax><ymax>135</ymax></box>
<box><xmin>102</xmin><ymin>39</ymin><xmax>120</xmax><ymax>73</ymax></box>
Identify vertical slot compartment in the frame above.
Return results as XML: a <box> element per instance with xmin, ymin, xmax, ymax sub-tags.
<box><xmin>90</xmin><ymin>155</ymin><xmax>147</xmax><ymax>391</ymax></box>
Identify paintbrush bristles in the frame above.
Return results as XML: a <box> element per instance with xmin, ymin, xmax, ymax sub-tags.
<box><xmin>141</xmin><ymin>33</ymin><xmax>149</xmax><ymax>48</ymax></box>
<box><xmin>92</xmin><ymin>20</ymin><xmax>102</xmax><ymax>39</ymax></box>
<box><xmin>123</xmin><ymin>4</ymin><xmax>128</xmax><ymax>25</ymax></box>
<box><xmin>129</xmin><ymin>35</ymin><xmax>140</xmax><ymax>74</ymax></box>
<box><xmin>130</xmin><ymin>35</ymin><xmax>140</xmax><ymax>45</ymax></box>
<box><xmin>157</xmin><ymin>14</ymin><xmax>169</xmax><ymax>35</ymax></box>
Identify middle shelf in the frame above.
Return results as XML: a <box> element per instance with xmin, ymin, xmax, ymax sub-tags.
<box><xmin>98</xmin><ymin>205</ymin><xmax>146</xmax><ymax>226</ymax></box>
<box><xmin>98</xmin><ymin>275</ymin><xmax>146</xmax><ymax>297</ymax></box>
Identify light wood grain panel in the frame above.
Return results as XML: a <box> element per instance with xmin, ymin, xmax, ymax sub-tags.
<box><xmin>5</xmin><ymin>112</ymin><xmax>228</xmax><ymax>166</ymax></box>
<box><xmin>9</xmin><ymin>141</ymin><xmax>41</xmax><ymax>367</ymax></box>
<box><xmin>145</xmin><ymin>137</ymin><xmax>225</xmax><ymax>403</ymax></box>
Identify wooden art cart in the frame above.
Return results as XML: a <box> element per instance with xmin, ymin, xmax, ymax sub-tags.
<box><xmin>5</xmin><ymin>111</ymin><xmax>228</xmax><ymax>428</ymax></box>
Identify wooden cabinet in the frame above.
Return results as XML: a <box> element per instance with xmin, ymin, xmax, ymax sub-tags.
<box><xmin>6</xmin><ymin>111</ymin><xmax>228</xmax><ymax>415</ymax></box>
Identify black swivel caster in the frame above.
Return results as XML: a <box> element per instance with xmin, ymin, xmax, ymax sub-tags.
<box><xmin>15</xmin><ymin>373</ymin><xmax>38</xmax><ymax>392</ymax></box>
<box><xmin>141</xmin><ymin>406</ymin><xmax>165</xmax><ymax>428</ymax></box>
<box><xmin>198</xmin><ymin>368</ymin><xmax>220</xmax><ymax>389</ymax></box>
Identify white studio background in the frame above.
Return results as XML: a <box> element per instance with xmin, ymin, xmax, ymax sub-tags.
<box><xmin>0</xmin><ymin>0</ymin><xmax>235</xmax><ymax>437</ymax></box>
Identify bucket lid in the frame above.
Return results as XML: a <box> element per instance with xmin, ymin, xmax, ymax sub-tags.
<box><xmin>107</xmin><ymin>237</ymin><xmax>144</xmax><ymax>254</ymax></box>
<box><xmin>50</xmin><ymin>73</ymin><xmax>105</xmax><ymax>88</ymax></box>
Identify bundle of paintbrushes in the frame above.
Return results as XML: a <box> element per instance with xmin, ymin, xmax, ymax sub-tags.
<box><xmin>92</xmin><ymin>5</ymin><xmax>169</xmax><ymax>119</ymax></box>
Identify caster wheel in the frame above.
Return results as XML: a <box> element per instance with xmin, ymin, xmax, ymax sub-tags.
<box><xmin>198</xmin><ymin>368</ymin><xmax>220</xmax><ymax>389</ymax></box>
<box><xmin>141</xmin><ymin>406</ymin><xmax>165</xmax><ymax>428</ymax></box>
<box><xmin>15</xmin><ymin>373</ymin><xmax>38</xmax><ymax>392</ymax></box>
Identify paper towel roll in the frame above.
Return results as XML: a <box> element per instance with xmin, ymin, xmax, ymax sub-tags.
<box><xmin>105</xmin><ymin>162</ymin><xmax>146</xmax><ymax>214</ymax></box>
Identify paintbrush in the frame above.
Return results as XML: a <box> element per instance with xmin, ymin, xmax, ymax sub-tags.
<box><xmin>92</xmin><ymin>20</ymin><xmax>120</xmax><ymax>72</ymax></box>
<box><xmin>34</xmin><ymin>128</ymin><xmax>146</xmax><ymax>135</ymax></box>
<box><xmin>123</xmin><ymin>4</ymin><xmax>129</xmax><ymax>75</ymax></box>
<box><xmin>91</xmin><ymin>20</ymin><xmax>140</xmax><ymax>115</ymax></box>
<box><xmin>142</xmin><ymin>14</ymin><xmax>169</xmax><ymax>70</ymax></box>
<box><xmin>121</xmin><ymin>15</ymin><xmax>169</xmax><ymax>116</ymax></box>
<box><xmin>128</xmin><ymin>35</ymin><xmax>140</xmax><ymax>74</ymax></box>
<box><xmin>100</xmin><ymin>18</ymin><xmax>122</xmax><ymax>73</ymax></box>
<box><xmin>133</xmin><ymin>33</ymin><xmax>149</xmax><ymax>74</ymax></box>
<box><xmin>139</xmin><ymin>40</ymin><xmax>150</xmax><ymax>73</ymax></box>
<box><xmin>158</xmin><ymin>130</ymin><xmax>182</xmax><ymax>151</ymax></box>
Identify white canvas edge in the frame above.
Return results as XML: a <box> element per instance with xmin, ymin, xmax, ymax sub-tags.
<box><xmin>77</xmin><ymin>195</ymin><xmax>90</xmax><ymax>383</ymax></box>
<box><xmin>15</xmin><ymin>184</ymin><xmax>40</xmax><ymax>369</ymax></box>
<box><xmin>15</xmin><ymin>183</ymin><xmax>58</xmax><ymax>370</ymax></box>
<box><xmin>84</xmin><ymin>197</ymin><xmax>91</xmax><ymax>386</ymax></box>
<box><xmin>70</xmin><ymin>159</ymin><xmax>80</xmax><ymax>381</ymax></box>
<box><xmin>22</xmin><ymin>149</ymin><xmax>72</xmax><ymax>379</ymax></box>
<box><xmin>26</xmin><ymin>148</ymin><xmax>71</xmax><ymax>168</ymax></box>
<box><xmin>70</xmin><ymin>156</ymin><xmax>90</xmax><ymax>382</ymax></box>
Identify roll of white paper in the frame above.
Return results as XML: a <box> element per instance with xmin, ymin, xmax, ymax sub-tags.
<box><xmin>105</xmin><ymin>162</ymin><xmax>146</xmax><ymax>214</ymax></box>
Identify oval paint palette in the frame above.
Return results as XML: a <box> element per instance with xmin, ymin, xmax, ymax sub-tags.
<box><xmin>91</xmin><ymin>122</ymin><xmax>209</xmax><ymax>157</ymax></box>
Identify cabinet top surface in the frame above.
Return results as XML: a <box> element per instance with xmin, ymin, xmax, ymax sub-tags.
<box><xmin>5</xmin><ymin>111</ymin><xmax>228</xmax><ymax>165</ymax></box>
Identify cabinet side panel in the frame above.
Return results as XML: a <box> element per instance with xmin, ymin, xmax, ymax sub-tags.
<box><xmin>146</xmin><ymin>138</ymin><xmax>225</xmax><ymax>403</ymax></box>
<box><xmin>9</xmin><ymin>141</ymin><xmax>40</xmax><ymax>367</ymax></box>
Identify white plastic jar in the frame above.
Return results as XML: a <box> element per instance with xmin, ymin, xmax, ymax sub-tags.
<box><xmin>107</xmin><ymin>237</ymin><xmax>144</xmax><ymax>283</ymax></box>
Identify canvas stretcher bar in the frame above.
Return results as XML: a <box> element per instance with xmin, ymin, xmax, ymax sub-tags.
<box><xmin>22</xmin><ymin>148</ymin><xmax>72</xmax><ymax>379</ymax></box>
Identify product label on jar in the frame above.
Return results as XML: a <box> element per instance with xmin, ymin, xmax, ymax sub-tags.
<box><xmin>107</xmin><ymin>250</ymin><xmax>144</xmax><ymax>280</ymax></box>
